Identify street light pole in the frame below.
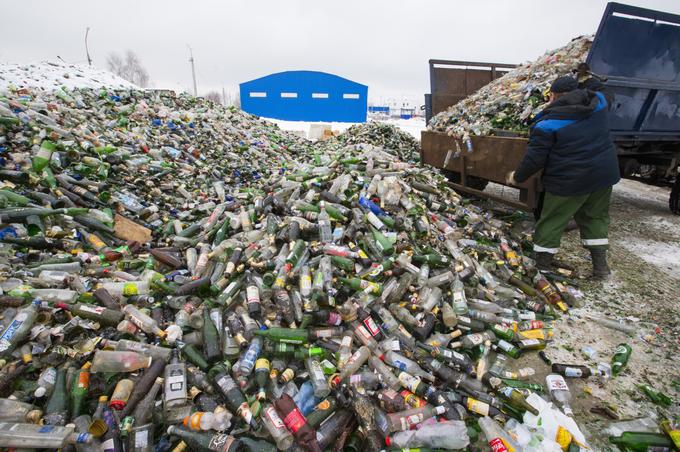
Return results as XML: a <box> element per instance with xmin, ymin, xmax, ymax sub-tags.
<box><xmin>85</xmin><ymin>27</ymin><xmax>92</xmax><ymax>66</ymax></box>
<box><xmin>188</xmin><ymin>46</ymin><xmax>197</xmax><ymax>96</ymax></box>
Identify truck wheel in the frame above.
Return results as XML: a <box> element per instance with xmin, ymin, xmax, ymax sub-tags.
<box><xmin>441</xmin><ymin>170</ymin><xmax>489</xmax><ymax>191</ymax></box>
<box><xmin>670</xmin><ymin>177</ymin><xmax>680</xmax><ymax>215</ymax></box>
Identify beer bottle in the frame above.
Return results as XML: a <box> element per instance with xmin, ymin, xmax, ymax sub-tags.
<box><xmin>209</xmin><ymin>364</ymin><xmax>258</xmax><ymax>429</ymax></box>
<box><xmin>273</xmin><ymin>393</ymin><xmax>322</xmax><ymax>452</ymax></box>
<box><xmin>70</xmin><ymin>362</ymin><xmax>91</xmax><ymax>419</ymax></box>
<box><xmin>611</xmin><ymin>343</ymin><xmax>632</xmax><ymax>376</ymax></box>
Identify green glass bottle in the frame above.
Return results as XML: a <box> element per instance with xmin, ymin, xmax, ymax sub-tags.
<box><xmin>370</xmin><ymin>226</ymin><xmax>394</xmax><ymax>255</ymax></box>
<box><xmin>44</xmin><ymin>367</ymin><xmax>69</xmax><ymax>425</ymax></box>
<box><xmin>412</xmin><ymin>253</ymin><xmax>451</xmax><ymax>268</ymax></box>
<box><xmin>608</xmin><ymin>432</ymin><xmax>673</xmax><ymax>452</ymax></box>
<box><xmin>202</xmin><ymin>306</ymin><xmax>221</xmax><ymax>364</ymax></box>
<box><xmin>33</xmin><ymin>140</ymin><xmax>56</xmax><ymax>172</ymax></box>
<box><xmin>254</xmin><ymin>328</ymin><xmax>310</xmax><ymax>344</ymax></box>
<box><xmin>611</xmin><ymin>343</ymin><xmax>632</xmax><ymax>376</ymax></box>
<box><xmin>496</xmin><ymin>339</ymin><xmax>522</xmax><ymax>359</ymax></box>
<box><xmin>499</xmin><ymin>387</ymin><xmax>538</xmax><ymax>415</ymax></box>
<box><xmin>178</xmin><ymin>341</ymin><xmax>209</xmax><ymax>371</ymax></box>
<box><xmin>70</xmin><ymin>362</ymin><xmax>91</xmax><ymax>419</ymax></box>
<box><xmin>338</xmin><ymin>277</ymin><xmax>382</xmax><ymax>295</ymax></box>
<box><xmin>330</xmin><ymin>255</ymin><xmax>354</xmax><ymax>272</ymax></box>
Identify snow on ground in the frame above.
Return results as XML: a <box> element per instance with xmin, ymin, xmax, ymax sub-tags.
<box><xmin>620</xmin><ymin>238</ymin><xmax>680</xmax><ymax>274</ymax></box>
<box><xmin>0</xmin><ymin>61</ymin><xmax>138</xmax><ymax>93</ymax></box>
<box><xmin>264</xmin><ymin>116</ymin><xmax>426</xmax><ymax>140</ymax></box>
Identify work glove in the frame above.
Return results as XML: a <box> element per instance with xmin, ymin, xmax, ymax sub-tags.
<box><xmin>506</xmin><ymin>171</ymin><xmax>518</xmax><ymax>186</ymax></box>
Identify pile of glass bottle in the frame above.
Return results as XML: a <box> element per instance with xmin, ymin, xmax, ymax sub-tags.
<box><xmin>427</xmin><ymin>35</ymin><xmax>593</xmax><ymax>139</ymax></box>
<box><xmin>0</xmin><ymin>83</ymin><xmax>668</xmax><ymax>452</ymax></box>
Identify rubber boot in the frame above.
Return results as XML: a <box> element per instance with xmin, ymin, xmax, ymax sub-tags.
<box><xmin>590</xmin><ymin>248</ymin><xmax>611</xmax><ymax>278</ymax></box>
<box><xmin>534</xmin><ymin>252</ymin><xmax>554</xmax><ymax>272</ymax></box>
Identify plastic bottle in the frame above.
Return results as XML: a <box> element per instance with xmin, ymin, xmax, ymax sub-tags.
<box><xmin>385</xmin><ymin>420</ymin><xmax>469</xmax><ymax>449</ymax></box>
<box><xmin>90</xmin><ymin>350</ymin><xmax>152</xmax><ymax>373</ymax></box>
<box><xmin>385</xmin><ymin>405</ymin><xmax>446</xmax><ymax>433</ymax></box>
<box><xmin>0</xmin><ymin>423</ymin><xmax>93</xmax><ymax>448</ymax></box>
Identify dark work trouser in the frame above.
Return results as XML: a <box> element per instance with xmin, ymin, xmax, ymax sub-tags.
<box><xmin>533</xmin><ymin>186</ymin><xmax>612</xmax><ymax>254</ymax></box>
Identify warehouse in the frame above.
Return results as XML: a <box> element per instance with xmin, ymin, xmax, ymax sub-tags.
<box><xmin>239</xmin><ymin>70</ymin><xmax>368</xmax><ymax>122</ymax></box>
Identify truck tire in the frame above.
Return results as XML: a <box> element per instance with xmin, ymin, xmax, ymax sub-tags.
<box><xmin>670</xmin><ymin>177</ymin><xmax>680</xmax><ymax>215</ymax></box>
<box><xmin>441</xmin><ymin>170</ymin><xmax>489</xmax><ymax>191</ymax></box>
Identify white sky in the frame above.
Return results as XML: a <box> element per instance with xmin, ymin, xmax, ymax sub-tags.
<box><xmin>2</xmin><ymin>0</ymin><xmax>679</xmax><ymax>104</ymax></box>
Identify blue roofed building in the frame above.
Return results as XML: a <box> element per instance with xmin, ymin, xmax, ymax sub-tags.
<box><xmin>239</xmin><ymin>70</ymin><xmax>368</xmax><ymax>122</ymax></box>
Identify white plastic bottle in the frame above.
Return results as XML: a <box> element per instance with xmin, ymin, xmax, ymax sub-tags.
<box><xmin>385</xmin><ymin>420</ymin><xmax>469</xmax><ymax>449</ymax></box>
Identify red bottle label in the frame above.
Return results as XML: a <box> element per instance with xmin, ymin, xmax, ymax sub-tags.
<box><xmin>283</xmin><ymin>407</ymin><xmax>306</xmax><ymax>433</ymax></box>
<box><xmin>489</xmin><ymin>438</ymin><xmax>510</xmax><ymax>452</ymax></box>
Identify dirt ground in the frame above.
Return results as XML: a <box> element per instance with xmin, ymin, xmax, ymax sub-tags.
<box><xmin>482</xmin><ymin>179</ymin><xmax>679</xmax><ymax>450</ymax></box>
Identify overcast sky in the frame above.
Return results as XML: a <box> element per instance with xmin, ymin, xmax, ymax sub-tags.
<box><xmin>2</xmin><ymin>0</ymin><xmax>679</xmax><ymax>103</ymax></box>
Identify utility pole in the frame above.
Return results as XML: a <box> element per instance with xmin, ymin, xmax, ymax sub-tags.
<box><xmin>222</xmin><ymin>86</ymin><xmax>227</xmax><ymax>106</ymax></box>
<box><xmin>188</xmin><ymin>46</ymin><xmax>197</xmax><ymax>96</ymax></box>
<box><xmin>85</xmin><ymin>27</ymin><xmax>92</xmax><ymax>66</ymax></box>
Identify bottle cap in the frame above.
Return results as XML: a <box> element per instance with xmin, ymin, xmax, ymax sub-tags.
<box><xmin>88</xmin><ymin>419</ymin><xmax>108</xmax><ymax>437</ymax></box>
<box><xmin>109</xmin><ymin>399</ymin><xmax>126</xmax><ymax>410</ymax></box>
<box><xmin>385</xmin><ymin>436</ymin><xmax>392</xmax><ymax>447</ymax></box>
<box><xmin>329</xmin><ymin>374</ymin><xmax>341</xmax><ymax>388</ymax></box>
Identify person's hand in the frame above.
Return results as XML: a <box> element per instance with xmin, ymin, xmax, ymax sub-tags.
<box><xmin>506</xmin><ymin>171</ymin><xmax>518</xmax><ymax>186</ymax></box>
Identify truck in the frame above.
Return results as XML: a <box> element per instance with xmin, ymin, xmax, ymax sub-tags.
<box><xmin>421</xmin><ymin>2</ymin><xmax>680</xmax><ymax>215</ymax></box>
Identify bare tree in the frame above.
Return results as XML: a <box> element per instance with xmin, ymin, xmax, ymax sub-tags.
<box><xmin>204</xmin><ymin>91</ymin><xmax>222</xmax><ymax>105</ymax></box>
<box><xmin>106</xmin><ymin>50</ymin><xmax>150</xmax><ymax>87</ymax></box>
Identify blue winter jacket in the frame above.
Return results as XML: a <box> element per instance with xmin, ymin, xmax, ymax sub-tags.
<box><xmin>514</xmin><ymin>89</ymin><xmax>620</xmax><ymax>196</ymax></box>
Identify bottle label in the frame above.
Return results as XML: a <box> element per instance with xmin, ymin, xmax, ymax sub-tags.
<box><xmin>498</xmin><ymin>340</ymin><xmax>514</xmax><ymax>353</ymax></box>
<box><xmin>555</xmin><ymin>426</ymin><xmax>573</xmax><ymax>449</ymax></box>
<box><xmin>327</xmin><ymin>312</ymin><xmax>342</xmax><ymax>325</ymax></box>
<box><xmin>363</xmin><ymin>316</ymin><xmax>380</xmax><ymax>336</ymax></box>
<box><xmin>134</xmin><ymin>429</ymin><xmax>149</xmax><ymax>448</ymax></box>
<box><xmin>122</xmin><ymin>282</ymin><xmax>139</xmax><ymax>296</ymax></box>
<box><xmin>246</xmin><ymin>286</ymin><xmax>260</xmax><ymax>304</ymax></box>
<box><xmin>355</xmin><ymin>324</ymin><xmax>372</xmax><ymax>342</ymax></box>
<box><xmin>264</xmin><ymin>406</ymin><xmax>285</xmax><ymax>428</ymax></box>
<box><xmin>79</xmin><ymin>305</ymin><xmax>106</xmax><ymax>315</ymax></box>
<box><xmin>166</xmin><ymin>373</ymin><xmax>186</xmax><ymax>395</ymax></box>
<box><xmin>314</xmin><ymin>328</ymin><xmax>334</xmax><ymax>339</ymax></box>
<box><xmin>102</xmin><ymin>438</ymin><xmax>115</xmax><ymax>452</ymax></box>
<box><xmin>466</xmin><ymin>398</ymin><xmax>489</xmax><ymax>416</ymax></box>
<box><xmin>564</xmin><ymin>367</ymin><xmax>583</xmax><ymax>378</ymax></box>
<box><xmin>316</xmin><ymin>399</ymin><xmax>331</xmax><ymax>410</ymax></box>
<box><xmin>546</xmin><ymin>375</ymin><xmax>568</xmax><ymax>391</ymax></box>
<box><xmin>0</xmin><ymin>313</ymin><xmax>27</xmax><ymax>351</ymax></box>
<box><xmin>467</xmin><ymin>333</ymin><xmax>484</xmax><ymax>346</ymax></box>
<box><xmin>398</xmin><ymin>373</ymin><xmax>420</xmax><ymax>392</ymax></box>
<box><xmin>216</xmin><ymin>375</ymin><xmax>237</xmax><ymax>394</ymax></box>
<box><xmin>399</xmin><ymin>413</ymin><xmax>424</xmax><ymax>430</ymax></box>
<box><xmin>520</xmin><ymin>338</ymin><xmax>540</xmax><ymax>347</ymax></box>
<box><xmin>238</xmin><ymin>402</ymin><xmax>253</xmax><ymax>424</ymax></box>
<box><xmin>489</xmin><ymin>437</ymin><xmax>512</xmax><ymax>452</ymax></box>
<box><xmin>283</xmin><ymin>407</ymin><xmax>306</xmax><ymax>433</ymax></box>
<box><xmin>209</xmin><ymin>434</ymin><xmax>234</xmax><ymax>450</ymax></box>
<box><xmin>77</xmin><ymin>371</ymin><xmax>90</xmax><ymax>389</ymax></box>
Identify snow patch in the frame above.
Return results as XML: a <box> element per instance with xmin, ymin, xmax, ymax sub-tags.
<box><xmin>620</xmin><ymin>238</ymin><xmax>680</xmax><ymax>276</ymax></box>
<box><xmin>0</xmin><ymin>61</ymin><xmax>138</xmax><ymax>93</ymax></box>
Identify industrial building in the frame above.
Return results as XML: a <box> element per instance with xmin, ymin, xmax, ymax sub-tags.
<box><xmin>239</xmin><ymin>70</ymin><xmax>368</xmax><ymax>122</ymax></box>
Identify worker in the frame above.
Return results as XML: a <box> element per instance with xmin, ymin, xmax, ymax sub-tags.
<box><xmin>506</xmin><ymin>75</ymin><xmax>620</xmax><ymax>278</ymax></box>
